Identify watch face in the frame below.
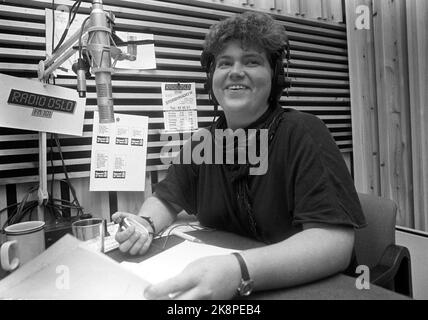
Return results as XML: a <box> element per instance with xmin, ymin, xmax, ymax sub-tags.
<box><xmin>238</xmin><ymin>280</ymin><xmax>254</xmax><ymax>296</ymax></box>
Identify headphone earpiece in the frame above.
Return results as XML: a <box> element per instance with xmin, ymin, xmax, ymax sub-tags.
<box><xmin>200</xmin><ymin>51</ymin><xmax>219</xmax><ymax>109</ymax></box>
<box><xmin>270</xmin><ymin>42</ymin><xmax>292</xmax><ymax>103</ymax></box>
<box><xmin>284</xmin><ymin>42</ymin><xmax>292</xmax><ymax>90</ymax></box>
<box><xmin>277</xmin><ymin>44</ymin><xmax>292</xmax><ymax>89</ymax></box>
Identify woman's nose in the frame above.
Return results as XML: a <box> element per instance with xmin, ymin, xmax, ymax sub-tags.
<box><xmin>229</xmin><ymin>63</ymin><xmax>245</xmax><ymax>78</ymax></box>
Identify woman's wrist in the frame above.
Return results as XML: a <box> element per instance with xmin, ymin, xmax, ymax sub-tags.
<box><xmin>138</xmin><ymin>215</ymin><xmax>156</xmax><ymax>235</ymax></box>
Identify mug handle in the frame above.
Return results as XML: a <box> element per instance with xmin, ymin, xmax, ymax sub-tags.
<box><xmin>1</xmin><ymin>240</ymin><xmax>20</xmax><ymax>271</ymax></box>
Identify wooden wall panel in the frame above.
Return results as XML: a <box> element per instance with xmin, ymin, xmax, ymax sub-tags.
<box><xmin>346</xmin><ymin>0</ymin><xmax>428</xmax><ymax>231</ymax></box>
<box><xmin>372</xmin><ymin>0</ymin><xmax>413</xmax><ymax>227</ymax></box>
<box><xmin>0</xmin><ymin>185</ymin><xmax>7</xmax><ymax>229</ymax></box>
<box><xmin>70</xmin><ymin>178</ymin><xmax>110</xmax><ymax>220</ymax></box>
<box><xmin>345</xmin><ymin>0</ymin><xmax>380</xmax><ymax>195</ymax></box>
<box><xmin>407</xmin><ymin>0</ymin><xmax>428</xmax><ymax>231</ymax></box>
<box><xmin>304</xmin><ymin>0</ymin><xmax>323</xmax><ymax>20</ymax></box>
<box><xmin>117</xmin><ymin>191</ymin><xmax>145</xmax><ymax>214</ymax></box>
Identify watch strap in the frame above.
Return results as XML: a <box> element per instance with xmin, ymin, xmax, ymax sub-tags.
<box><xmin>231</xmin><ymin>252</ymin><xmax>250</xmax><ymax>281</ymax></box>
<box><xmin>139</xmin><ymin>216</ymin><xmax>156</xmax><ymax>234</ymax></box>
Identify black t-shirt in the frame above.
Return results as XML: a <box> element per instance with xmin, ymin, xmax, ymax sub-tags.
<box><xmin>155</xmin><ymin>108</ymin><xmax>367</xmax><ymax>244</ymax></box>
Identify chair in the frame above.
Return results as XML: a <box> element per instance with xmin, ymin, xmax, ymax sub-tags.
<box><xmin>353</xmin><ymin>193</ymin><xmax>413</xmax><ymax>297</ymax></box>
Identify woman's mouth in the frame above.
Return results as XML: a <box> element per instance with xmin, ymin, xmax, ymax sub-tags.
<box><xmin>225</xmin><ymin>85</ymin><xmax>250</xmax><ymax>91</ymax></box>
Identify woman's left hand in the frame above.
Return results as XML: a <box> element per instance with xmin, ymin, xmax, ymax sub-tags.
<box><xmin>144</xmin><ymin>254</ymin><xmax>242</xmax><ymax>300</ymax></box>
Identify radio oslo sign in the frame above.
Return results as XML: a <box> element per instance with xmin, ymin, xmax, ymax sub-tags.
<box><xmin>0</xmin><ymin>73</ymin><xmax>85</xmax><ymax>136</ymax></box>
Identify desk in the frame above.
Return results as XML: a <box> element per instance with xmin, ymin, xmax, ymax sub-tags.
<box><xmin>108</xmin><ymin>229</ymin><xmax>410</xmax><ymax>300</ymax></box>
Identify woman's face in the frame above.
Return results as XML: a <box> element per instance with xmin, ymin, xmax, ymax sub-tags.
<box><xmin>212</xmin><ymin>40</ymin><xmax>272</xmax><ymax>118</ymax></box>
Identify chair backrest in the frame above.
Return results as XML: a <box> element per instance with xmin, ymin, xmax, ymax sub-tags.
<box><xmin>354</xmin><ymin>193</ymin><xmax>397</xmax><ymax>268</ymax></box>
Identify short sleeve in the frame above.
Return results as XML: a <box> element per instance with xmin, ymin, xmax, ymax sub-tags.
<box><xmin>287</xmin><ymin>114</ymin><xmax>367</xmax><ymax>229</ymax></box>
<box><xmin>153</xmin><ymin>141</ymin><xmax>199</xmax><ymax>216</ymax></box>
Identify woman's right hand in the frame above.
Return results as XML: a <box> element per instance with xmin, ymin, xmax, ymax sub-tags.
<box><xmin>111</xmin><ymin>212</ymin><xmax>153</xmax><ymax>256</ymax></box>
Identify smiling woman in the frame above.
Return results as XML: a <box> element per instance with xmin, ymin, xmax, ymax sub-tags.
<box><xmin>212</xmin><ymin>41</ymin><xmax>272</xmax><ymax>129</ymax></box>
<box><xmin>113</xmin><ymin>11</ymin><xmax>366</xmax><ymax>300</ymax></box>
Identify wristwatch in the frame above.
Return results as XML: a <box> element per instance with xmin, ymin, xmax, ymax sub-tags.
<box><xmin>138</xmin><ymin>215</ymin><xmax>156</xmax><ymax>235</ymax></box>
<box><xmin>231</xmin><ymin>252</ymin><xmax>254</xmax><ymax>297</ymax></box>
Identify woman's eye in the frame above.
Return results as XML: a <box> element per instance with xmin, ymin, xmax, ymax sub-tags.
<box><xmin>246</xmin><ymin>59</ymin><xmax>260</xmax><ymax>66</ymax></box>
<box><xmin>217</xmin><ymin>60</ymin><xmax>231</xmax><ymax>68</ymax></box>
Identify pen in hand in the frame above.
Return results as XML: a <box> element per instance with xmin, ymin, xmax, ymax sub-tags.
<box><xmin>171</xmin><ymin>230</ymin><xmax>204</xmax><ymax>244</ymax></box>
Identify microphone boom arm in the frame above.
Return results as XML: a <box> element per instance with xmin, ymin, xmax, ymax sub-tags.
<box><xmin>38</xmin><ymin>22</ymin><xmax>89</xmax><ymax>81</ymax></box>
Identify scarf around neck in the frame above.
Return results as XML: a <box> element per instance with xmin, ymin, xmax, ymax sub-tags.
<box><xmin>210</xmin><ymin>105</ymin><xmax>285</xmax><ymax>242</ymax></box>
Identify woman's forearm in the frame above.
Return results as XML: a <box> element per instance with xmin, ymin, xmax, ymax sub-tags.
<box><xmin>137</xmin><ymin>194</ymin><xmax>180</xmax><ymax>233</ymax></box>
<box><xmin>241</xmin><ymin>225</ymin><xmax>355</xmax><ymax>292</ymax></box>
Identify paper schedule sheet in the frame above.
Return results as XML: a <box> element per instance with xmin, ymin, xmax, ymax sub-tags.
<box><xmin>89</xmin><ymin>111</ymin><xmax>149</xmax><ymax>191</ymax></box>
<box><xmin>120</xmin><ymin>241</ymin><xmax>238</xmax><ymax>284</ymax></box>
<box><xmin>161</xmin><ymin>82</ymin><xmax>198</xmax><ymax>133</ymax></box>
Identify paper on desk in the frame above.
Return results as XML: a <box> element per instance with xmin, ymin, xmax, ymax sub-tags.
<box><xmin>120</xmin><ymin>241</ymin><xmax>238</xmax><ymax>284</ymax></box>
<box><xmin>0</xmin><ymin>235</ymin><xmax>150</xmax><ymax>300</ymax></box>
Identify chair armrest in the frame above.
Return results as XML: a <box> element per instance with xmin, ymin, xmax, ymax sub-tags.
<box><xmin>371</xmin><ymin>244</ymin><xmax>412</xmax><ymax>297</ymax></box>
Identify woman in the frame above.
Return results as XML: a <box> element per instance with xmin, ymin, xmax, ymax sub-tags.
<box><xmin>113</xmin><ymin>11</ymin><xmax>366</xmax><ymax>299</ymax></box>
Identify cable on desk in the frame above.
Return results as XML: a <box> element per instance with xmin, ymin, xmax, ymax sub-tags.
<box><xmin>157</xmin><ymin>223</ymin><xmax>215</xmax><ymax>250</ymax></box>
<box><xmin>0</xmin><ymin>134</ymin><xmax>86</xmax><ymax>231</ymax></box>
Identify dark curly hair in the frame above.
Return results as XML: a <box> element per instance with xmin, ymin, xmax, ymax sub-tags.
<box><xmin>201</xmin><ymin>11</ymin><xmax>289</xmax><ymax>106</ymax></box>
<box><xmin>202</xmin><ymin>11</ymin><xmax>288</xmax><ymax>68</ymax></box>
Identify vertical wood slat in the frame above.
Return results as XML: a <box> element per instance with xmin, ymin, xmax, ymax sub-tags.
<box><xmin>15</xmin><ymin>182</ymin><xmax>38</xmax><ymax>221</ymax></box>
<box><xmin>274</xmin><ymin>0</ymin><xmax>284</xmax><ymax>13</ymax></box>
<box><xmin>59</xmin><ymin>180</ymin><xmax>71</xmax><ymax>217</ymax></box>
<box><xmin>0</xmin><ymin>183</ymin><xmax>6</xmax><ymax>284</ymax></box>
<box><xmin>372</xmin><ymin>0</ymin><xmax>413</xmax><ymax>227</ymax></box>
<box><xmin>283</xmin><ymin>0</ymin><xmax>292</xmax><ymax>14</ymax></box>
<box><xmin>298</xmin><ymin>0</ymin><xmax>306</xmax><ymax>16</ymax></box>
<box><xmin>345</xmin><ymin>0</ymin><xmax>380</xmax><ymax>195</ymax></box>
<box><xmin>304</xmin><ymin>0</ymin><xmax>322</xmax><ymax>19</ymax></box>
<box><xmin>0</xmin><ymin>185</ymin><xmax>7</xmax><ymax>229</ymax></box>
<box><xmin>70</xmin><ymin>178</ymin><xmax>110</xmax><ymax>220</ymax></box>
<box><xmin>46</xmin><ymin>179</ymin><xmax>61</xmax><ymax>221</ymax></box>
<box><xmin>0</xmin><ymin>184</ymin><xmax>7</xmax><ymax>279</ymax></box>
<box><xmin>320</xmin><ymin>0</ymin><xmax>330</xmax><ymax>20</ymax></box>
<box><xmin>144</xmin><ymin>172</ymin><xmax>154</xmax><ymax>201</ymax></box>
<box><xmin>328</xmin><ymin>0</ymin><xmax>343</xmax><ymax>22</ymax></box>
<box><xmin>285</xmin><ymin>0</ymin><xmax>301</xmax><ymax>16</ymax></box>
<box><xmin>117</xmin><ymin>191</ymin><xmax>145</xmax><ymax>214</ymax></box>
<box><xmin>406</xmin><ymin>0</ymin><xmax>428</xmax><ymax>231</ymax></box>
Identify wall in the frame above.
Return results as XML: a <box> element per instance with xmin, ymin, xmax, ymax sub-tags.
<box><xmin>0</xmin><ymin>1</ymin><xmax>354</xmax><ymax>231</ymax></box>
<box><xmin>346</xmin><ymin>0</ymin><xmax>428</xmax><ymax>231</ymax></box>
<box><xmin>192</xmin><ymin>0</ymin><xmax>345</xmax><ymax>22</ymax></box>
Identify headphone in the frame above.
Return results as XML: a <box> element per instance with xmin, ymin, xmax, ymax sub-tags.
<box><xmin>200</xmin><ymin>40</ymin><xmax>292</xmax><ymax>110</ymax></box>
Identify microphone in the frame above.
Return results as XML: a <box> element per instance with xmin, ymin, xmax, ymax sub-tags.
<box><xmin>87</xmin><ymin>0</ymin><xmax>114</xmax><ymax>123</ymax></box>
<box><xmin>126</xmin><ymin>35</ymin><xmax>137</xmax><ymax>61</ymax></box>
<box><xmin>73</xmin><ymin>57</ymin><xmax>90</xmax><ymax>98</ymax></box>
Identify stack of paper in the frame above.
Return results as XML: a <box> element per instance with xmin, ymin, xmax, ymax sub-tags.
<box><xmin>121</xmin><ymin>241</ymin><xmax>238</xmax><ymax>284</ymax></box>
<box><xmin>0</xmin><ymin>235</ymin><xmax>149</xmax><ymax>300</ymax></box>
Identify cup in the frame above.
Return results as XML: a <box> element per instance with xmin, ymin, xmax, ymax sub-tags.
<box><xmin>72</xmin><ymin>218</ymin><xmax>105</xmax><ymax>252</ymax></box>
<box><xmin>1</xmin><ymin>221</ymin><xmax>46</xmax><ymax>272</ymax></box>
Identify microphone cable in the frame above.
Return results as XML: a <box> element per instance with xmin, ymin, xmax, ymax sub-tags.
<box><xmin>52</xmin><ymin>0</ymin><xmax>83</xmax><ymax>54</ymax></box>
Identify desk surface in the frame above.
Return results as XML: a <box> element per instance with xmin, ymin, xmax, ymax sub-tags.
<box><xmin>108</xmin><ymin>229</ymin><xmax>410</xmax><ymax>300</ymax></box>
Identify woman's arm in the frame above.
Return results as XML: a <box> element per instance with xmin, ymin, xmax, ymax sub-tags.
<box><xmin>136</xmin><ymin>193</ymin><xmax>181</xmax><ymax>233</ymax></box>
<box><xmin>112</xmin><ymin>194</ymin><xmax>181</xmax><ymax>255</ymax></box>
<box><xmin>242</xmin><ymin>223</ymin><xmax>354</xmax><ymax>291</ymax></box>
<box><xmin>144</xmin><ymin>224</ymin><xmax>355</xmax><ymax>299</ymax></box>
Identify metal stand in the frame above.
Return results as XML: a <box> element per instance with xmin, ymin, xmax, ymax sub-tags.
<box><xmin>37</xmin><ymin>132</ymin><xmax>48</xmax><ymax>221</ymax></box>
